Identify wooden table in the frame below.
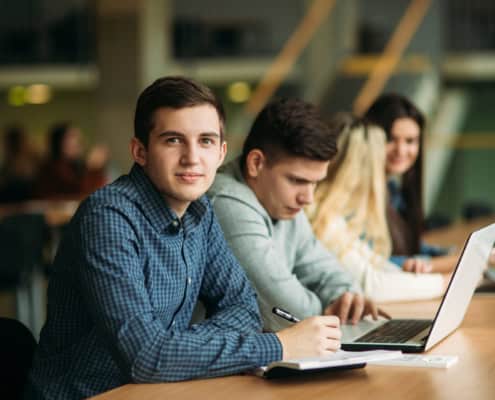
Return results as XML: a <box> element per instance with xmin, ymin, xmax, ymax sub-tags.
<box><xmin>0</xmin><ymin>199</ymin><xmax>79</xmax><ymax>227</ymax></box>
<box><xmin>423</xmin><ymin>216</ymin><xmax>495</xmax><ymax>249</ymax></box>
<box><xmin>91</xmin><ymin>295</ymin><xmax>495</xmax><ymax>400</ymax></box>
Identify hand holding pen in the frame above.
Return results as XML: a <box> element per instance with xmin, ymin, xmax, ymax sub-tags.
<box><xmin>272</xmin><ymin>306</ymin><xmax>341</xmax><ymax>360</ymax></box>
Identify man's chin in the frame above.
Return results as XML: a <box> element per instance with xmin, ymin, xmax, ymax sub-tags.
<box><xmin>274</xmin><ymin>211</ymin><xmax>299</xmax><ymax>220</ymax></box>
<box><xmin>176</xmin><ymin>186</ymin><xmax>208</xmax><ymax>202</ymax></box>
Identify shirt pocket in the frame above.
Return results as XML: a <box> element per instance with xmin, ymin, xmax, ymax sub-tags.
<box><xmin>146</xmin><ymin>262</ymin><xmax>183</xmax><ymax>316</ymax></box>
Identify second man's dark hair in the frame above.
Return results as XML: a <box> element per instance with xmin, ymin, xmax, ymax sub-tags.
<box><xmin>241</xmin><ymin>98</ymin><xmax>337</xmax><ymax>169</ymax></box>
<box><xmin>134</xmin><ymin>76</ymin><xmax>225</xmax><ymax>146</ymax></box>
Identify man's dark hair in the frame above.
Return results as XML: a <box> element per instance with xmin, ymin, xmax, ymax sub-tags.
<box><xmin>134</xmin><ymin>76</ymin><xmax>225</xmax><ymax>146</ymax></box>
<box><xmin>240</xmin><ymin>98</ymin><xmax>337</xmax><ymax>169</ymax></box>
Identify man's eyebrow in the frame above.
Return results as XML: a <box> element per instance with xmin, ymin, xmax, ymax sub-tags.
<box><xmin>157</xmin><ymin>130</ymin><xmax>185</xmax><ymax>138</ymax></box>
<box><xmin>286</xmin><ymin>173</ymin><xmax>316</xmax><ymax>184</ymax></box>
<box><xmin>156</xmin><ymin>131</ymin><xmax>220</xmax><ymax>138</ymax></box>
<box><xmin>199</xmin><ymin>132</ymin><xmax>221</xmax><ymax>138</ymax></box>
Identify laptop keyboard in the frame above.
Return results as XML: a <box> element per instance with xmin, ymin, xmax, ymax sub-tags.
<box><xmin>356</xmin><ymin>319</ymin><xmax>432</xmax><ymax>343</ymax></box>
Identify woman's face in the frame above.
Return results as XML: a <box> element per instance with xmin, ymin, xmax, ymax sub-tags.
<box><xmin>386</xmin><ymin>117</ymin><xmax>420</xmax><ymax>176</ymax></box>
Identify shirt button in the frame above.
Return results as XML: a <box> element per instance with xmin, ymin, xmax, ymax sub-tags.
<box><xmin>172</xmin><ymin>220</ymin><xmax>179</xmax><ymax>228</ymax></box>
<box><xmin>172</xmin><ymin>320</ymin><xmax>176</xmax><ymax>326</ymax></box>
<box><xmin>187</xmin><ymin>277</ymin><xmax>192</xmax><ymax>285</ymax></box>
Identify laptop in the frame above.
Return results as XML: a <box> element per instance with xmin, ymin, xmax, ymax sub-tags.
<box><xmin>341</xmin><ymin>223</ymin><xmax>495</xmax><ymax>353</ymax></box>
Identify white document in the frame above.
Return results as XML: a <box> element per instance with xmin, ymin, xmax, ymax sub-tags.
<box><xmin>369</xmin><ymin>354</ymin><xmax>458</xmax><ymax>368</ymax></box>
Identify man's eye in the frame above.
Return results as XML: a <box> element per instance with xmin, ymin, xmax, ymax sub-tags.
<box><xmin>166</xmin><ymin>137</ymin><xmax>181</xmax><ymax>144</ymax></box>
<box><xmin>201</xmin><ymin>138</ymin><xmax>214</xmax><ymax>145</ymax></box>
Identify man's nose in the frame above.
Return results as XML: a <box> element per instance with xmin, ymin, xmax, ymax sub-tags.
<box><xmin>297</xmin><ymin>186</ymin><xmax>314</xmax><ymax>205</ymax></box>
<box><xmin>180</xmin><ymin>143</ymin><xmax>200</xmax><ymax>164</ymax></box>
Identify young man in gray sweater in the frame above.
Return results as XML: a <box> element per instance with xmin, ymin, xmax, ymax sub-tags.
<box><xmin>209</xmin><ymin>98</ymin><xmax>386</xmax><ymax>331</ymax></box>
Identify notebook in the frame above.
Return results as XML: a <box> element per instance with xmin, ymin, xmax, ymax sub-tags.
<box><xmin>255</xmin><ymin>349</ymin><xmax>402</xmax><ymax>378</ymax></box>
<box><xmin>340</xmin><ymin>223</ymin><xmax>495</xmax><ymax>353</ymax></box>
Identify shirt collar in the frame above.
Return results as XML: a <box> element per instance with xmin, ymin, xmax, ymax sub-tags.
<box><xmin>129</xmin><ymin>163</ymin><xmax>208</xmax><ymax>232</ymax></box>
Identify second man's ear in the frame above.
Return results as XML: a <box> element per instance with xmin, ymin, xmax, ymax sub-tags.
<box><xmin>245</xmin><ymin>149</ymin><xmax>265</xmax><ymax>178</ymax></box>
<box><xmin>130</xmin><ymin>137</ymin><xmax>147</xmax><ymax>166</ymax></box>
<box><xmin>218</xmin><ymin>141</ymin><xmax>227</xmax><ymax>166</ymax></box>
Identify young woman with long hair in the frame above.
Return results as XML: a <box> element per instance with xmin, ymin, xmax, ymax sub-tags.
<box><xmin>307</xmin><ymin>114</ymin><xmax>448</xmax><ymax>302</ymax></box>
<box><xmin>364</xmin><ymin>94</ymin><xmax>458</xmax><ymax>273</ymax></box>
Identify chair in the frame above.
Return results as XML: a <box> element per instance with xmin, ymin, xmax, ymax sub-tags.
<box><xmin>0</xmin><ymin>213</ymin><xmax>48</xmax><ymax>336</ymax></box>
<box><xmin>0</xmin><ymin>317</ymin><xmax>37</xmax><ymax>399</ymax></box>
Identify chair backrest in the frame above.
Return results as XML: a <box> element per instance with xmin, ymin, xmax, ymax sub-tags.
<box><xmin>0</xmin><ymin>213</ymin><xmax>47</xmax><ymax>288</ymax></box>
<box><xmin>0</xmin><ymin>317</ymin><xmax>37</xmax><ymax>399</ymax></box>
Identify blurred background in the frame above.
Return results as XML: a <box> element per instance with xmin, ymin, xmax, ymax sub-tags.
<box><xmin>1</xmin><ymin>0</ymin><xmax>494</xmax><ymax>218</ymax></box>
<box><xmin>1</xmin><ymin>0</ymin><xmax>495</xmax><ymax>333</ymax></box>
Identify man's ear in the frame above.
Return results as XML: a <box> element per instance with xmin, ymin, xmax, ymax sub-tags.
<box><xmin>245</xmin><ymin>149</ymin><xmax>265</xmax><ymax>178</ymax></box>
<box><xmin>218</xmin><ymin>141</ymin><xmax>227</xmax><ymax>167</ymax></box>
<box><xmin>130</xmin><ymin>137</ymin><xmax>147</xmax><ymax>166</ymax></box>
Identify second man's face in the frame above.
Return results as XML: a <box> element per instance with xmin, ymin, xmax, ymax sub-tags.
<box><xmin>133</xmin><ymin>104</ymin><xmax>226</xmax><ymax>217</ymax></box>
<box><xmin>251</xmin><ymin>154</ymin><xmax>329</xmax><ymax>220</ymax></box>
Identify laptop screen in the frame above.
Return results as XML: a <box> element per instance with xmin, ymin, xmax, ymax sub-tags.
<box><xmin>425</xmin><ymin>223</ymin><xmax>495</xmax><ymax>350</ymax></box>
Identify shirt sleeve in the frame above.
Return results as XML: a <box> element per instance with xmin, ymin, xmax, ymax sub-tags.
<box><xmin>195</xmin><ymin>211</ymin><xmax>270</xmax><ymax>333</ymax></box>
<box><xmin>75</xmin><ymin>204</ymin><xmax>281</xmax><ymax>383</ymax></box>
<box><xmin>211</xmin><ymin>195</ymin><xmax>358</xmax><ymax>332</ymax></box>
<box><xmin>317</xmin><ymin>217</ymin><xmax>444</xmax><ymax>302</ymax></box>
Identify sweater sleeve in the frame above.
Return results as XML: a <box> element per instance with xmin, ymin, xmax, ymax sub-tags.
<box><xmin>318</xmin><ymin>217</ymin><xmax>444</xmax><ymax>303</ymax></box>
<box><xmin>210</xmin><ymin>195</ymin><xmax>357</xmax><ymax>331</ymax></box>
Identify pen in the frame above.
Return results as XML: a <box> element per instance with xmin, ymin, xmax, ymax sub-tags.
<box><xmin>272</xmin><ymin>307</ymin><xmax>300</xmax><ymax>323</ymax></box>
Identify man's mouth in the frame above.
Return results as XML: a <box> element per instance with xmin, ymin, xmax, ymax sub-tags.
<box><xmin>176</xmin><ymin>172</ymin><xmax>204</xmax><ymax>183</ymax></box>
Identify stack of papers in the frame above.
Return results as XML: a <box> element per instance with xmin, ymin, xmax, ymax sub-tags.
<box><xmin>369</xmin><ymin>354</ymin><xmax>458</xmax><ymax>368</ymax></box>
<box><xmin>256</xmin><ymin>349</ymin><xmax>402</xmax><ymax>378</ymax></box>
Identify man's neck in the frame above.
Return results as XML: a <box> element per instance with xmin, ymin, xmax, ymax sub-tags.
<box><xmin>162</xmin><ymin>197</ymin><xmax>189</xmax><ymax>219</ymax></box>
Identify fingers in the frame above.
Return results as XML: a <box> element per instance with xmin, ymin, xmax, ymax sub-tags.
<box><xmin>320</xmin><ymin>315</ymin><xmax>340</xmax><ymax>328</ymax></box>
<box><xmin>322</xmin><ymin>338</ymin><xmax>341</xmax><ymax>352</ymax></box>
<box><xmin>276</xmin><ymin>316</ymin><xmax>342</xmax><ymax>359</ymax></box>
<box><xmin>322</xmin><ymin>326</ymin><xmax>342</xmax><ymax>351</ymax></box>
<box><xmin>337</xmin><ymin>292</ymin><xmax>353</xmax><ymax>324</ymax></box>
<box><xmin>327</xmin><ymin>293</ymin><xmax>387</xmax><ymax>325</ymax></box>
<box><xmin>402</xmin><ymin>259</ymin><xmax>414</xmax><ymax>272</ymax></box>
<box><xmin>403</xmin><ymin>258</ymin><xmax>432</xmax><ymax>274</ymax></box>
<box><xmin>365</xmin><ymin>299</ymin><xmax>379</xmax><ymax>320</ymax></box>
<box><xmin>377</xmin><ymin>307</ymin><xmax>392</xmax><ymax>319</ymax></box>
<box><xmin>304</xmin><ymin>317</ymin><xmax>342</xmax><ymax>353</ymax></box>
<box><xmin>350</xmin><ymin>295</ymin><xmax>365</xmax><ymax>325</ymax></box>
<box><xmin>416</xmin><ymin>260</ymin><xmax>432</xmax><ymax>273</ymax></box>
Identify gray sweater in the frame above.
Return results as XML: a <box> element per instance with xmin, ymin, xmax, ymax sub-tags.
<box><xmin>208</xmin><ymin>158</ymin><xmax>360</xmax><ymax>331</ymax></box>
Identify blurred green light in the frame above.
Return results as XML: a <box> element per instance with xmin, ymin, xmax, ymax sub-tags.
<box><xmin>227</xmin><ymin>82</ymin><xmax>251</xmax><ymax>103</ymax></box>
<box><xmin>8</xmin><ymin>86</ymin><xmax>26</xmax><ymax>106</ymax></box>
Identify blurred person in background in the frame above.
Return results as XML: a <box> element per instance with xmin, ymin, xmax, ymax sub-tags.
<box><xmin>35</xmin><ymin>122</ymin><xmax>109</xmax><ymax>199</ymax></box>
<box><xmin>364</xmin><ymin>93</ymin><xmax>457</xmax><ymax>274</ymax></box>
<box><xmin>307</xmin><ymin>114</ymin><xmax>448</xmax><ymax>302</ymax></box>
<box><xmin>0</xmin><ymin>124</ymin><xmax>40</xmax><ymax>203</ymax></box>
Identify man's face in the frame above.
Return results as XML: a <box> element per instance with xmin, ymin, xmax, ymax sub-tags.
<box><xmin>132</xmin><ymin>105</ymin><xmax>226</xmax><ymax>217</ymax></box>
<box><xmin>247</xmin><ymin>152</ymin><xmax>329</xmax><ymax>220</ymax></box>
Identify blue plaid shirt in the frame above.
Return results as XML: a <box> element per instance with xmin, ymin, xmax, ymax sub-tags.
<box><xmin>26</xmin><ymin>164</ymin><xmax>281</xmax><ymax>399</ymax></box>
